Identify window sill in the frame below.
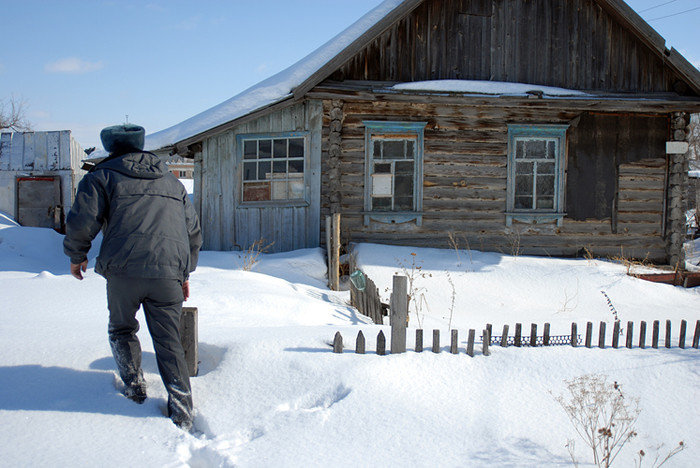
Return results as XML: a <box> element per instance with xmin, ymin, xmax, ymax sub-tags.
<box><xmin>363</xmin><ymin>211</ymin><xmax>423</xmax><ymax>226</ymax></box>
<box><xmin>506</xmin><ymin>211</ymin><xmax>565</xmax><ymax>227</ymax></box>
<box><xmin>238</xmin><ymin>200</ymin><xmax>310</xmax><ymax>209</ymax></box>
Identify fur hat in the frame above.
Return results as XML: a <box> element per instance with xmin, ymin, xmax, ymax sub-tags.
<box><xmin>100</xmin><ymin>124</ymin><xmax>145</xmax><ymax>155</ymax></box>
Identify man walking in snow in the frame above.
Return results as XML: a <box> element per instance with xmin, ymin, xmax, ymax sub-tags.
<box><xmin>63</xmin><ymin>124</ymin><xmax>202</xmax><ymax>431</ymax></box>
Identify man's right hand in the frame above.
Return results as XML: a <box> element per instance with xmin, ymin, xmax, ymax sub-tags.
<box><xmin>182</xmin><ymin>281</ymin><xmax>190</xmax><ymax>301</ymax></box>
<box><xmin>70</xmin><ymin>260</ymin><xmax>88</xmax><ymax>280</ymax></box>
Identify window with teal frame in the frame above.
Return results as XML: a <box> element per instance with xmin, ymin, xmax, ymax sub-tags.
<box><xmin>506</xmin><ymin>124</ymin><xmax>569</xmax><ymax>226</ymax></box>
<box><xmin>363</xmin><ymin>121</ymin><xmax>427</xmax><ymax>226</ymax></box>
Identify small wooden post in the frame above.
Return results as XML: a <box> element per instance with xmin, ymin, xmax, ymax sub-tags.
<box><xmin>530</xmin><ymin>323</ymin><xmax>537</xmax><ymax>347</ymax></box>
<box><xmin>432</xmin><ymin>329</ymin><xmax>440</xmax><ymax>353</ymax></box>
<box><xmin>626</xmin><ymin>321</ymin><xmax>634</xmax><ymax>349</ymax></box>
<box><xmin>325</xmin><ymin>216</ymin><xmax>332</xmax><ymax>288</ymax></box>
<box><xmin>450</xmin><ymin>329</ymin><xmax>458</xmax><ymax>354</ymax></box>
<box><xmin>665</xmin><ymin>320</ymin><xmax>672</xmax><ymax>349</ymax></box>
<box><xmin>679</xmin><ymin>320</ymin><xmax>687</xmax><ymax>349</ymax></box>
<box><xmin>377</xmin><ymin>330</ymin><xmax>386</xmax><ymax>355</ymax></box>
<box><xmin>599</xmin><ymin>321</ymin><xmax>606</xmax><ymax>349</ymax></box>
<box><xmin>356</xmin><ymin>331</ymin><xmax>365</xmax><ymax>354</ymax></box>
<box><xmin>180</xmin><ymin>307</ymin><xmax>199</xmax><ymax>377</ymax></box>
<box><xmin>482</xmin><ymin>329</ymin><xmax>491</xmax><ymax>356</ymax></box>
<box><xmin>331</xmin><ymin>213</ymin><xmax>341</xmax><ymax>291</ymax></box>
<box><xmin>543</xmin><ymin>323</ymin><xmax>550</xmax><ymax>346</ymax></box>
<box><xmin>333</xmin><ymin>332</ymin><xmax>343</xmax><ymax>353</ymax></box>
<box><xmin>585</xmin><ymin>322</ymin><xmax>593</xmax><ymax>348</ymax></box>
<box><xmin>515</xmin><ymin>323</ymin><xmax>522</xmax><ymax>347</ymax></box>
<box><xmin>486</xmin><ymin>324</ymin><xmax>493</xmax><ymax>342</ymax></box>
<box><xmin>652</xmin><ymin>320</ymin><xmax>659</xmax><ymax>349</ymax></box>
<box><xmin>693</xmin><ymin>320</ymin><xmax>700</xmax><ymax>349</ymax></box>
<box><xmin>390</xmin><ymin>275</ymin><xmax>408</xmax><ymax>354</ymax></box>
<box><xmin>639</xmin><ymin>321</ymin><xmax>647</xmax><ymax>349</ymax></box>
<box><xmin>467</xmin><ymin>329</ymin><xmax>475</xmax><ymax>357</ymax></box>
<box><xmin>571</xmin><ymin>322</ymin><xmax>578</xmax><ymax>347</ymax></box>
<box><xmin>500</xmin><ymin>325</ymin><xmax>509</xmax><ymax>347</ymax></box>
<box><xmin>612</xmin><ymin>321</ymin><xmax>620</xmax><ymax>349</ymax></box>
<box><xmin>415</xmin><ymin>329</ymin><xmax>423</xmax><ymax>352</ymax></box>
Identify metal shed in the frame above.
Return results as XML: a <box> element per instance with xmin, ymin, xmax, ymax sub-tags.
<box><xmin>0</xmin><ymin>131</ymin><xmax>86</xmax><ymax>230</ymax></box>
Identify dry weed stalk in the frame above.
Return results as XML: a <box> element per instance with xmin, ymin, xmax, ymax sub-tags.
<box><xmin>240</xmin><ymin>239</ymin><xmax>274</xmax><ymax>271</ymax></box>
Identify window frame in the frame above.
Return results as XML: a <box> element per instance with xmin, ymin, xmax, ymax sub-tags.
<box><xmin>236</xmin><ymin>131</ymin><xmax>310</xmax><ymax>208</ymax></box>
<box><xmin>506</xmin><ymin>124</ymin><xmax>569</xmax><ymax>227</ymax></box>
<box><xmin>363</xmin><ymin>121</ymin><xmax>427</xmax><ymax>226</ymax></box>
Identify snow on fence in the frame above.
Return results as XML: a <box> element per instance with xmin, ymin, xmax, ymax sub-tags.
<box><xmin>336</xmin><ymin>274</ymin><xmax>700</xmax><ymax>356</ymax></box>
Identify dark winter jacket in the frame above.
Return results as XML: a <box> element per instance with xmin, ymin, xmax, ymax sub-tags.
<box><xmin>63</xmin><ymin>151</ymin><xmax>202</xmax><ymax>281</ymax></box>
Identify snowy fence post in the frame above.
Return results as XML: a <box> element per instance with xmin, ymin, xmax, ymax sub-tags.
<box><xmin>585</xmin><ymin>322</ymin><xmax>593</xmax><ymax>348</ymax></box>
<box><xmin>612</xmin><ymin>321</ymin><xmax>620</xmax><ymax>349</ymax></box>
<box><xmin>333</xmin><ymin>332</ymin><xmax>343</xmax><ymax>353</ymax></box>
<box><xmin>598</xmin><ymin>322</ymin><xmax>606</xmax><ymax>349</ymax></box>
<box><xmin>450</xmin><ymin>329</ymin><xmax>458</xmax><ymax>354</ymax></box>
<box><xmin>530</xmin><ymin>324</ymin><xmax>537</xmax><ymax>347</ymax></box>
<box><xmin>416</xmin><ymin>329</ymin><xmax>423</xmax><ymax>352</ymax></box>
<box><xmin>482</xmin><ymin>329</ymin><xmax>491</xmax><ymax>356</ymax></box>
<box><xmin>626</xmin><ymin>321</ymin><xmax>634</xmax><ymax>349</ymax></box>
<box><xmin>467</xmin><ymin>329</ymin><xmax>475</xmax><ymax>357</ymax></box>
<box><xmin>486</xmin><ymin>324</ymin><xmax>493</xmax><ymax>342</ymax></box>
<box><xmin>501</xmin><ymin>325</ymin><xmax>509</xmax><ymax>347</ymax></box>
<box><xmin>652</xmin><ymin>320</ymin><xmax>660</xmax><ymax>349</ymax></box>
<box><xmin>377</xmin><ymin>331</ymin><xmax>386</xmax><ymax>355</ymax></box>
<box><xmin>571</xmin><ymin>323</ymin><xmax>578</xmax><ymax>347</ymax></box>
<box><xmin>180</xmin><ymin>307</ymin><xmax>198</xmax><ymax>377</ymax></box>
<box><xmin>693</xmin><ymin>320</ymin><xmax>700</xmax><ymax>348</ymax></box>
<box><xmin>640</xmin><ymin>321</ymin><xmax>647</xmax><ymax>349</ymax></box>
<box><xmin>432</xmin><ymin>329</ymin><xmax>440</xmax><ymax>353</ymax></box>
<box><xmin>665</xmin><ymin>320</ymin><xmax>672</xmax><ymax>348</ymax></box>
<box><xmin>514</xmin><ymin>323</ymin><xmax>522</xmax><ymax>347</ymax></box>
<box><xmin>356</xmin><ymin>331</ymin><xmax>365</xmax><ymax>354</ymax></box>
<box><xmin>390</xmin><ymin>275</ymin><xmax>408</xmax><ymax>354</ymax></box>
<box><xmin>543</xmin><ymin>323</ymin><xmax>550</xmax><ymax>346</ymax></box>
<box><xmin>679</xmin><ymin>320</ymin><xmax>687</xmax><ymax>349</ymax></box>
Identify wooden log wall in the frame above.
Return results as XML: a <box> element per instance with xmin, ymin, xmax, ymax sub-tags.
<box><xmin>333</xmin><ymin>0</ymin><xmax>686</xmax><ymax>94</ymax></box>
<box><xmin>322</xmin><ymin>98</ymin><xmax>669</xmax><ymax>261</ymax></box>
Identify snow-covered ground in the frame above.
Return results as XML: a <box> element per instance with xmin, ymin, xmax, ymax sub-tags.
<box><xmin>0</xmin><ymin>213</ymin><xmax>698</xmax><ymax>467</ymax></box>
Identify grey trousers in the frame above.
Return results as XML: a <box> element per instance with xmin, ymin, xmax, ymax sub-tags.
<box><xmin>106</xmin><ymin>276</ymin><xmax>192</xmax><ymax>423</ymax></box>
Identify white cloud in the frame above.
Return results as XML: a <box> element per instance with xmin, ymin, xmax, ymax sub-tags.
<box><xmin>45</xmin><ymin>57</ymin><xmax>104</xmax><ymax>74</ymax></box>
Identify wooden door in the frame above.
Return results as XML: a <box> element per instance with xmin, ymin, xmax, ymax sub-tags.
<box><xmin>16</xmin><ymin>176</ymin><xmax>62</xmax><ymax>229</ymax></box>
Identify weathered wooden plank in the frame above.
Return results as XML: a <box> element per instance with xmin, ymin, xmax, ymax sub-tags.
<box><xmin>665</xmin><ymin>319</ymin><xmax>672</xmax><ymax>349</ymax></box>
<box><xmin>432</xmin><ymin>329</ymin><xmax>440</xmax><ymax>353</ymax></box>
<box><xmin>543</xmin><ymin>323</ymin><xmax>550</xmax><ymax>346</ymax></box>
<box><xmin>390</xmin><ymin>275</ymin><xmax>408</xmax><ymax>354</ymax></box>
<box><xmin>693</xmin><ymin>320</ymin><xmax>700</xmax><ymax>349</ymax></box>
<box><xmin>679</xmin><ymin>320</ymin><xmax>686</xmax><ymax>349</ymax></box>
<box><xmin>467</xmin><ymin>328</ymin><xmax>475</xmax><ymax>357</ymax></box>
<box><xmin>377</xmin><ymin>330</ymin><xmax>386</xmax><ymax>356</ymax></box>
<box><xmin>612</xmin><ymin>321</ymin><xmax>620</xmax><ymax>348</ymax></box>
<box><xmin>599</xmin><ymin>321</ymin><xmax>606</xmax><ymax>349</ymax></box>
<box><xmin>356</xmin><ymin>331</ymin><xmax>365</xmax><ymax>354</ymax></box>
<box><xmin>652</xmin><ymin>320</ymin><xmax>659</xmax><ymax>349</ymax></box>
<box><xmin>626</xmin><ymin>321</ymin><xmax>634</xmax><ymax>348</ymax></box>
<box><xmin>333</xmin><ymin>332</ymin><xmax>343</xmax><ymax>353</ymax></box>
<box><xmin>450</xmin><ymin>329</ymin><xmax>458</xmax><ymax>354</ymax></box>
<box><xmin>514</xmin><ymin>323</ymin><xmax>522</xmax><ymax>347</ymax></box>
<box><xmin>530</xmin><ymin>323</ymin><xmax>537</xmax><ymax>347</ymax></box>
<box><xmin>501</xmin><ymin>324</ymin><xmax>509</xmax><ymax>347</ymax></box>
<box><xmin>585</xmin><ymin>322</ymin><xmax>593</xmax><ymax>348</ymax></box>
<box><xmin>415</xmin><ymin>328</ymin><xmax>423</xmax><ymax>352</ymax></box>
<box><xmin>180</xmin><ymin>307</ymin><xmax>199</xmax><ymax>377</ymax></box>
<box><xmin>571</xmin><ymin>322</ymin><xmax>578</xmax><ymax>347</ymax></box>
<box><xmin>639</xmin><ymin>320</ymin><xmax>647</xmax><ymax>349</ymax></box>
<box><xmin>482</xmin><ymin>329</ymin><xmax>491</xmax><ymax>356</ymax></box>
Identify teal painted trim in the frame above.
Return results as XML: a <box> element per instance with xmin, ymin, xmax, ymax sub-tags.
<box><xmin>506</xmin><ymin>124</ymin><xmax>569</xmax><ymax>227</ymax></box>
<box><xmin>235</xmin><ymin>131</ymin><xmax>311</xmax><ymax>207</ymax></box>
<box><xmin>363</xmin><ymin>121</ymin><xmax>426</xmax><ymax>226</ymax></box>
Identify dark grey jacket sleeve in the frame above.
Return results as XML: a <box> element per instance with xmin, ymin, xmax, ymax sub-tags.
<box><xmin>63</xmin><ymin>174</ymin><xmax>107</xmax><ymax>264</ymax></box>
<box><xmin>184</xmin><ymin>195</ymin><xmax>202</xmax><ymax>278</ymax></box>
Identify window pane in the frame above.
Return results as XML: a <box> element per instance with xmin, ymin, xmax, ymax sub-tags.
<box><xmin>396</xmin><ymin>197</ymin><xmax>413</xmax><ymax>210</ymax></box>
<box><xmin>538</xmin><ymin>162</ymin><xmax>555</xmax><ymax>175</ymax></box>
<box><xmin>537</xmin><ymin>197</ymin><xmax>554</xmax><ymax>209</ymax></box>
<box><xmin>516</xmin><ymin>161</ymin><xmax>533</xmax><ymax>175</ymax></box>
<box><xmin>289</xmin><ymin>160</ymin><xmax>303</xmax><ymax>173</ymax></box>
<box><xmin>546</xmin><ymin>140</ymin><xmax>556</xmax><ymax>159</ymax></box>
<box><xmin>394</xmin><ymin>175</ymin><xmax>413</xmax><ymax>197</ymax></box>
<box><xmin>395</xmin><ymin>160</ymin><xmax>413</xmax><ymax>175</ymax></box>
<box><xmin>516</xmin><ymin>140</ymin><xmax>525</xmax><ymax>159</ymax></box>
<box><xmin>515</xmin><ymin>196</ymin><xmax>532</xmax><ymax>209</ymax></box>
<box><xmin>243</xmin><ymin>182</ymin><xmax>270</xmax><ymax>201</ymax></box>
<box><xmin>373</xmin><ymin>140</ymin><xmax>382</xmax><ymax>159</ymax></box>
<box><xmin>383</xmin><ymin>140</ymin><xmax>405</xmax><ymax>159</ymax></box>
<box><xmin>374</xmin><ymin>163</ymin><xmax>391</xmax><ymax>174</ymax></box>
<box><xmin>243</xmin><ymin>162</ymin><xmax>257</xmax><ymax>181</ymax></box>
<box><xmin>406</xmin><ymin>140</ymin><xmax>415</xmax><ymax>158</ymax></box>
<box><xmin>273</xmin><ymin>161</ymin><xmax>286</xmax><ymax>174</ymax></box>
<box><xmin>289</xmin><ymin>178</ymin><xmax>304</xmax><ymax>199</ymax></box>
<box><xmin>258</xmin><ymin>161</ymin><xmax>271</xmax><ymax>180</ymax></box>
<box><xmin>271</xmin><ymin>180</ymin><xmax>287</xmax><ymax>200</ymax></box>
<box><xmin>525</xmin><ymin>140</ymin><xmax>546</xmax><ymax>158</ymax></box>
<box><xmin>515</xmin><ymin>175</ymin><xmax>533</xmax><ymax>196</ymax></box>
<box><xmin>273</xmin><ymin>139</ymin><xmax>287</xmax><ymax>158</ymax></box>
<box><xmin>373</xmin><ymin>197</ymin><xmax>391</xmax><ymax>211</ymax></box>
<box><xmin>243</xmin><ymin>140</ymin><xmax>257</xmax><ymax>159</ymax></box>
<box><xmin>289</xmin><ymin>138</ymin><xmax>304</xmax><ymax>157</ymax></box>
<box><xmin>259</xmin><ymin>140</ymin><xmax>272</xmax><ymax>158</ymax></box>
<box><xmin>537</xmin><ymin>175</ymin><xmax>555</xmax><ymax>196</ymax></box>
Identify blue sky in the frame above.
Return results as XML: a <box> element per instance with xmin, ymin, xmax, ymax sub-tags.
<box><xmin>1</xmin><ymin>0</ymin><xmax>699</xmax><ymax>149</ymax></box>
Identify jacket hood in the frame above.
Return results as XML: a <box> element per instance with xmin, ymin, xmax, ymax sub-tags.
<box><xmin>96</xmin><ymin>151</ymin><xmax>166</xmax><ymax>179</ymax></box>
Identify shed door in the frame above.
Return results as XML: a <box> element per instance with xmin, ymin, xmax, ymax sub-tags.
<box><xmin>16</xmin><ymin>176</ymin><xmax>62</xmax><ymax>229</ymax></box>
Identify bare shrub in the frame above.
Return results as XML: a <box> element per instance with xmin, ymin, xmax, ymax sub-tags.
<box><xmin>239</xmin><ymin>239</ymin><xmax>274</xmax><ymax>271</ymax></box>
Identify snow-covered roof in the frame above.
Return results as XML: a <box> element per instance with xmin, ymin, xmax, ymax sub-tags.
<box><xmin>390</xmin><ymin>80</ymin><xmax>590</xmax><ymax>97</ymax></box>
<box><xmin>145</xmin><ymin>0</ymin><xmax>405</xmax><ymax>152</ymax></box>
